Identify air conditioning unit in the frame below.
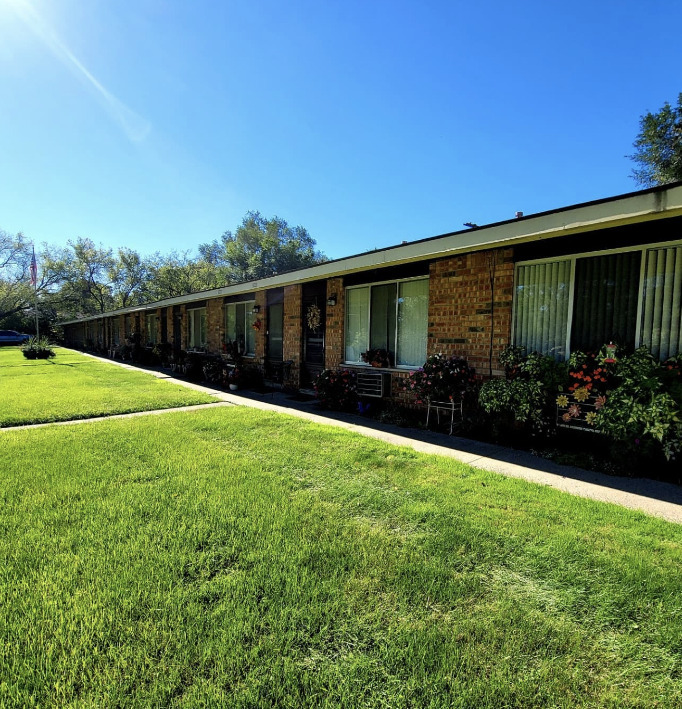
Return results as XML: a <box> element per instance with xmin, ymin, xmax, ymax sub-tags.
<box><xmin>356</xmin><ymin>370</ymin><xmax>391</xmax><ymax>398</ymax></box>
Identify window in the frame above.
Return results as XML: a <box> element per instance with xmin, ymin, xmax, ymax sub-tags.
<box><xmin>188</xmin><ymin>307</ymin><xmax>207</xmax><ymax>349</ymax></box>
<box><xmin>145</xmin><ymin>313</ymin><xmax>157</xmax><ymax>345</ymax></box>
<box><xmin>345</xmin><ymin>278</ymin><xmax>428</xmax><ymax>367</ymax></box>
<box><xmin>641</xmin><ymin>246</ymin><xmax>682</xmax><ymax>359</ymax></box>
<box><xmin>225</xmin><ymin>301</ymin><xmax>256</xmax><ymax>355</ymax></box>
<box><xmin>571</xmin><ymin>252</ymin><xmax>640</xmax><ymax>352</ymax></box>
<box><xmin>514</xmin><ymin>243</ymin><xmax>682</xmax><ymax>361</ymax></box>
<box><xmin>514</xmin><ymin>261</ymin><xmax>571</xmax><ymax>359</ymax></box>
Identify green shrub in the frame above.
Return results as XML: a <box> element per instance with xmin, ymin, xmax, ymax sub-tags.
<box><xmin>595</xmin><ymin>348</ymin><xmax>682</xmax><ymax>461</ymax></box>
<box><xmin>479</xmin><ymin>346</ymin><xmax>566</xmax><ymax>437</ymax></box>
<box><xmin>314</xmin><ymin>369</ymin><xmax>358</xmax><ymax>411</ymax></box>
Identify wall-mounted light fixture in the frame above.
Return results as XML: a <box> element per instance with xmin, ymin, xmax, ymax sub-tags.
<box><xmin>252</xmin><ymin>304</ymin><xmax>261</xmax><ymax>314</ymax></box>
<box><xmin>326</xmin><ymin>294</ymin><xmax>337</xmax><ymax>307</ymax></box>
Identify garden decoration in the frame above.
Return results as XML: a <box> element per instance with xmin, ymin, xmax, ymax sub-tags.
<box><xmin>306</xmin><ymin>304</ymin><xmax>321</xmax><ymax>332</ymax></box>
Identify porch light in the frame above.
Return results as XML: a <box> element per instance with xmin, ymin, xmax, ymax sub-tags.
<box><xmin>326</xmin><ymin>294</ymin><xmax>337</xmax><ymax>307</ymax></box>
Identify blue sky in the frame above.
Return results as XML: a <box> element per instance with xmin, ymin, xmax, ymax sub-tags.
<box><xmin>1</xmin><ymin>0</ymin><xmax>680</xmax><ymax>261</ymax></box>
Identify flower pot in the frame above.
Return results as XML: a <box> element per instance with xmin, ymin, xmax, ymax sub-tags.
<box><xmin>229</xmin><ymin>383</ymin><xmax>239</xmax><ymax>391</ymax></box>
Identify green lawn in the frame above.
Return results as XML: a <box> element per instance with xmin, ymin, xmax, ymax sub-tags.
<box><xmin>1</xmin><ymin>407</ymin><xmax>681</xmax><ymax>707</ymax></box>
<box><xmin>0</xmin><ymin>347</ymin><xmax>216</xmax><ymax>426</ymax></box>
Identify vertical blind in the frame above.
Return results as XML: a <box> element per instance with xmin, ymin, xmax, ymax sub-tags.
<box><xmin>345</xmin><ymin>287</ymin><xmax>369</xmax><ymax>362</ymax></box>
<box><xmin>641</xmin><ymin>246</ymin><xmax>682</xmax><ymax>359</ymax></box>
<box><xmin>189</xmin><ymin>308</ymin><xmax>207</xmax><ymax>348</ymax></box>
<box><xmin>571</xmin><ymin>252</ymin><xmax>640</xmax><ymax>353</ymax></box>
<box><xmin>514</xmin><ymin>261</ymin><xmax>571</xmax><ymax>359</ymax></box>
<box><xmin>397</xmin><ymin>279</ymin><xmax>428</xmax><ymax>367</ymax></box>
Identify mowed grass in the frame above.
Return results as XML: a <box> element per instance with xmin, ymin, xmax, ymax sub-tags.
<box><xmin>1</xmin><ymin>407</ymin><xmax>682</xmax><ymax>708</ymax></box>
<box><xmin>0</xmin><ymin>347</ymin><xmax>216</xmax><ymax>426</ymax></box>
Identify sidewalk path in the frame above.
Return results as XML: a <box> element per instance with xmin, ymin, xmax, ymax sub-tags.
<box><xmin>24</xmin><ymin>352</ymin><xmax>682</xmax><ymax>525</ymax></box>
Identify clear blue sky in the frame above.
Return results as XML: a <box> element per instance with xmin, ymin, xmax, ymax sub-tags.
<box><xmin>1</xmin><ymin>0</ymin><xmax>680</xmax><ymax>260</ymax></box>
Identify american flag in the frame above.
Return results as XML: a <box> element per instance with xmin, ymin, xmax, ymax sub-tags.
<box><xmin>30</xmin><ymin>247</ymin><xmax>37</xmax><ymax>287</ymax></box>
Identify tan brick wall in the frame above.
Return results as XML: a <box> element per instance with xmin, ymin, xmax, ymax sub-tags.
<box><xmin>180</xmin><ymin>305</ymin><xmax>188</xmax><ymax>349</ymax></box>
<box><xmin>254</xmin><ymin>291</ymin><xmax>267</xmax><ymax>362</ymax></box>
<box><xmin>428</xmin><ymin>247</ymin><xmax>514</xmax><ymax>378</ymax></box>
<box><xmin>166</xmin><ymin>309</ymin><xmax>174</xmax><ymax>346</ymax></box>
<box><xmin>325</xmin><ymin>278</ymin><xmax>345</xmax><ymax>370</ymax></box>
<box><xmin>283</xmin><ymin>284</ymin><xmax>302</xmax><ymax>388</ymax></box>
<box><xmin>206</xmin><ymin>298</ymin><xmax>223</xmax><ymax>353</ymax></box>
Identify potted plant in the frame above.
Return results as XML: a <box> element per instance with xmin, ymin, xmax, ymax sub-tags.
<box><xmin>227</xmin><ymin>367</ymin><xmax>241</xmax><ymax>391</ymax></box>
<box><xmin>403</xmin><ymin>353</ymin><xmax>477</xmax><ymax>405</ymax></box>
<box><xmin>361</xmin><ymin>348</ymin><xmax>391</xmax><ymax>368</ymax></box>
<box><xmin>21</xmin><ymin>337</ymin><xmax>56</xmax><ymax>360</ymax></box>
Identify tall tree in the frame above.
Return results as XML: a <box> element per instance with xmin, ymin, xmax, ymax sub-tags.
<box><xmin>0</xmin><ymin>231</ymin><xmax>65</xmax><ymax>325</ymax></box>
<box><xmin>630</xmin><ymin>93</ymin><xmax>682</xmax><ymax>186</ymax></box>
<box><xmin>199</xmin><ymin>211</ymin><xmax>326</xmax><ymax>283</ymax></box>
<box><xmin>54</xmin><ymin>238</ymin><xmax>116</xmax><ymax>316</ymax></box>
<box><xmin>109</xmin><ymin>247</ymin><xmax>149</xmax><ymax>309</ymax></box>
<box><xmin>143</xmin><ymin>251</ymin><xmax>223</xmax><ymax>301</ymax></box>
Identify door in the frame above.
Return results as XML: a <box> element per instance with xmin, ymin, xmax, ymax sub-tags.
<box><xmin>266</xmin><ymin>302</ymin><xmax>284</xmax><ymax>380</ymax></box>
<box><xmin>173</xmin><ymin>306</ymin><xmax>182</xmax><ymax>351</ymax></box>
<box><xmin>301</xmin><ymin>282</ymin><xmax>326</xmax><ymax>387</ymax></box>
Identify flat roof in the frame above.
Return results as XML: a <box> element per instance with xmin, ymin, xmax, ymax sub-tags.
<box><xmin>62</xmin><ymin>181</ymin><xmax>682</xmax><ymax>325</ymax></box>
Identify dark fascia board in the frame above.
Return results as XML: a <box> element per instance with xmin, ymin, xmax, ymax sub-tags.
<box><xmin>61</xmin><ymin>181</ymin><xmax>682</xmax><ymax>325</ymax></box>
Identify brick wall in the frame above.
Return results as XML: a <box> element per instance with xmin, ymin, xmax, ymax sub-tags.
<box><xmin>324</xmin><ymin>278</ymin><xmax>345</xmax><ymax>370</ymax></box>
<box><xmin>180</xmin><ymin>305</ymin><xmax>188</xmax><ymax>349</ymax></box>
<box><xmin>254</xmin><ymin>291</ymin><xmax>267</xmax><ymax>362</ymax></box>
<box><xmin>428</xmin><ymin>247</ymin><xmax>514</xmax><ymax>378</ymax></box>
<box><xmin>206</xmin><ymin>298</ymin><xmax>223</xmax><ymax>352</ymax></box>
<box><xmin>283</xmin><ymin>284</ymin><xmax>302</xmax><ymax>388</ymax></box>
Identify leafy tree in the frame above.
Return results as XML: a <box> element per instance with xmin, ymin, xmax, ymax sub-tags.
<box><xmin>52</xmin><ymin>238</ymin><xmax>116</xmax><ymax>316</ymax></box>
<box><xmin>0</xmin><ymin>230</ymin><xmax>65</xmax><ymax>327</ymax></box>
<box><xmin>109</xmin><ymin>247</ymin><xmax>149</xmax><ymax>309</ymax></box>
<box><xmin>0</xmin><ymin>230</ymin><xmax>31</xmax><ymax>321</ymax></box>
<box><xmin>630</xmin><ymin>93</ymin><xmax>682</xmax><ymax>186</ymax></box>
<box><xmin>143</xmin><ymin>251</ymin><xmax>222</xmax><ymax>301</ymax></box>
<box><xmin>199</xmin><ymin>211</ymin><xmax>326</xmax><ymax>283</ymax></box>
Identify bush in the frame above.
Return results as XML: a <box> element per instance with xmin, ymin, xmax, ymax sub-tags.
<box><xmin>21</xmin><ymin>337</ymin><xmax>56</xmax><ymax>360</ymax></box>
<box><xmin>402</xmin><ymin>353</ymin><xmax>477</xmax><ymax>404</ymax></box>
<box><xmin>479</xmin><ymin>346</ymin><xmax>566</xmax><ymax>437</ymax></box>
<box><xmin>594</xmin><ymin>348</ymin><xmax>682</xmax><ymax>461</ymax></box>
<box><xmin>202</xmin><ymin>358</ymin><xmax>226</xmax><ymax>385</ymax></box>
<box><xmin>314</xmin><ymin>369</ymin><xmax>358</xmax><ymax>411</ymax></box>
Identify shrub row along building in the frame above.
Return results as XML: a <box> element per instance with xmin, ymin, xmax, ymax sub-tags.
<box><xmin>63</xmin><ymin>182</ymin><xmax>682</xmax><ymax>397</ymax></box>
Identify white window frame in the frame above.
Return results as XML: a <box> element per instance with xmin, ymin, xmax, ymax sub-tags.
<box><xmin>344</xmin><ymin>276</ymin><xmax>429</xmax><ymax>369</ymax></box>
<box><xmin>145</xmin><ymin>313</ymin><xmax>157</xmax><ymax>345</ymax></box>
<box><xmin>187</xmin><ymin>307</ymin><xmax>207</xmax><ymax>349</ymax></box>
<box><xmin>513</xmin><ymin>238</ymin><xmax>682</xmax><ymax>360</ymax></box>
<box><xmin>224</xmin><ymin>300</ymin><xmax>256</xmax><ymax>356</ymax></box>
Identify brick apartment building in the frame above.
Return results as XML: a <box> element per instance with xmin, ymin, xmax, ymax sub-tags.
<box><xmin>62</xmin><ymin>182</ymin><xmax>682</xmax><ymax>397</ymax></box>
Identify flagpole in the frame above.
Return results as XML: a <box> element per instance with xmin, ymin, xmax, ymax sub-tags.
<box><xmin>31</xmin><ymin>246</ymin><xmax>39</xmax><ymax>340</ymax></box>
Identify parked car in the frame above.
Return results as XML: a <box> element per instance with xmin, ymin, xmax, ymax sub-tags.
<box><xmin>0</xmin><ymin>330</ymin><xmax>31</xmax><ymax>345</ymax></box>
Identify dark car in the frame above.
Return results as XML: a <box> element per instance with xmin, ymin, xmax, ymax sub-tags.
<box><xmin>0</xmin><ymin>330</ymin><xmax>31</xmax><ymax>345</ymax></box>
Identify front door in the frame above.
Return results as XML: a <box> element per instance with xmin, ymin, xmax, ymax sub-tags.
<box><xmin>266</xmin><ymin>302</ymin><xmax>284</xmax><ymax>381</ymax></box>
<box><xmin>301</xmin><ymin>282</ymin><xmax>326</xmax><ymax>387</ymax></box>
<box><xmin>173</xmin><ymin>306</ymin><xmax>182</xmax><ymax>351</ymax></box>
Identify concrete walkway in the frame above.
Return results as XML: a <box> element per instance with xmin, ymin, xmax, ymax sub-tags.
<box><xmin>17</xmin><ymin>351</ymin><xmax>682</xmax><ymax>525</ymax></box>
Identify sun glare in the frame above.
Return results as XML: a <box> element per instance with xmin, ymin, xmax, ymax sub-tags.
<box><xmin>6</xmin><ymin>0</ymin><xmax>151</xmax><ymax>142</ymax></box>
